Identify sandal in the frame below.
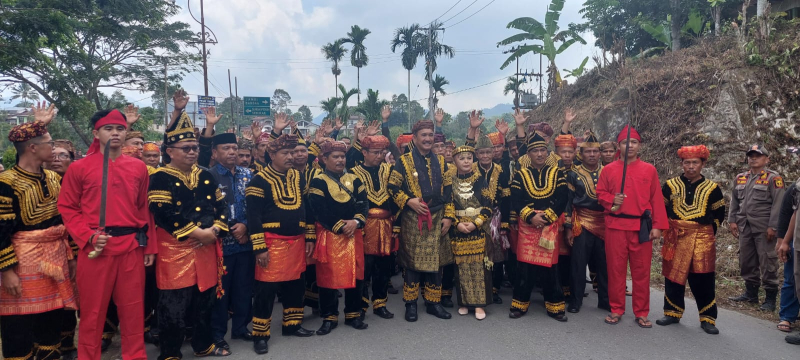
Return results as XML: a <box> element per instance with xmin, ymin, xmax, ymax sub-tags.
<box><xmin>635</xmin><ymin>317</ymin><xmax>652</xmax><ymax>328</ymax></box>
<box><xmin>778</xmin><ymin>321</ymin><xmax>793</xmax><ymax>332</ymax></box>
<box><xmin>604</xmin><ymin>313</ymin><xmax>622</xmax><ymax>325</ymax></box>
<box><xmin>195</xmin><ymin>344</ymin><xmax>231</xmax><ymax>357</ymax></box>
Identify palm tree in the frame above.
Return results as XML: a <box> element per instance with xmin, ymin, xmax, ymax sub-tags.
<box><xmin>321</xmin><ymin>40</ymin><xmax>348</xmax><ymax>97</ymax></box>
<box><xmin>356</xmin><ymin>89</ymin><xmax>388</xmax><ymax>121</ymax></box>
<box><xmin>337</xmin><ymin>84</ymin><xmax>359</xmax><ymax>121</ymax></box>
<box><xmin>497</xmin><ymin>0</ymin><xmax>586</xmax><ymax>99</ymax></box>
<box><xmin>10</xmin><ymin>83</ymin><xmax>40</xmax><ymax>107</ymax></box>
<box><xmin>418</xmin><ymin>21</ymin><xmax>455</xmax><ymax>119</ymax></box>
<box><xmin>503</xmin><ymin>76</ymin><xmax>525</xmax><ymax>107</ymax></box>
<box><xmin>341</xmin><ymin>25</ymin><xmax>371</xmax><ymax>103</ymax></box>
<box><xmin>320</xmin><ymin>97</ymin><xmax>341</xmax><ymax>119</ymax></box>
<box><xmin>391</xmin><ymin>24</ymin><xmax>422</xmax><ymax>127</ymax></box>
<box><xmin>431</xmin><ymin>75</ymin><xmax>449</xmax><ymax>109</ymax></box>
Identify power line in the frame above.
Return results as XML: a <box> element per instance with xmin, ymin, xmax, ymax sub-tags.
<box><xmin>445</xmin><ymin>0</ymin><xmax>498</xmax><ymax>29</ymax></box>
<box><xmin>441</xmin><ymin>0</ymin><xmax>479</xmax><ymax>24</ymax></box>
<box><xmin>413</xmin><ymin>76</ymin><xmax>507</xmax><ymax>102</ymax></box>
<box><xmin>431</xmin><ymin>0</ymin><xmax>462</xmax><ymax>24</ymax></box>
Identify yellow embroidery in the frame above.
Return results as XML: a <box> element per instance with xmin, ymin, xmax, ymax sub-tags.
<box><xmin>252</xmin><ymin>317</ymin><xmax>271</xmax><ymax>337</ymax></box>
<box><xmin>157</xmin><ymin>165</ymin><xmax>202</xmax><ymax>190</ymax></box>
<box><xmin>256</xmin><ymin>165</ymin><xmax>302</xmax><ymax>210</ymax></box>
<box><xmin>317</xmin><ymin>173</ymin><xmax>359</xmax><ymax>204</ymax></box>
<box><xmin>666</xmin><ymin>177</ymin><xmax>717</xmax><ymax>220</ymax></box>
<box><xmin>518</xmin><ymin>166</ymin><xmax>560</xmax><ymax>199</ymax></box>
<box><xmin>0</xmin><ymin>168</ymin><xmax>61</xmax><ymax>226</ymax></box>
<box><xmin>352</xmin><ymin>163</ymin><xmax>391</xmax><ymax>206</ymax></box>
<box><xmin>711</xmin><ymin>199</ymin><xmax>725</xmax><ymax>211</ymax></box>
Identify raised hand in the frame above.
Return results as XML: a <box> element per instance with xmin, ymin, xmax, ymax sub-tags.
<box><xmin>124</xmin><ymin>104</ymin><xmax>141</xmax><ymax>126</ymax></box>
<box><xmin>290</xmin><ymin>119</ymin><xmax>298</xmax><ymax>133</ymax></box>
<box><xmin>513</xmin><ymin>107</ymin><xmax>527</xmax><ymax>127</ymax></box>
<box><xmin>354</xmin><ymin>119</ymin><xmax>365</xmax><ymax>133</ymax></box>
<box><xmin>32</xmin><ymin>101</ymin><xmax>57</xmax><ymax>125</ymax></box>
<box><xmin>366</xmin><ymin>120</ymin><xmax>380</xmax><ymax>136</ymax></box>
<box><xmin>381</xmin><ymin>105</ymin><xmax>391</xmax><ymax>123</ymax></box>
<box><xmin>334</xmin><ymin>117</ymin><xmax>344</xmax><ymax>130</ymax></box>
<box><xmin>205</xmin><ymin>106</ymin><xmax>223</xmax><ymax>127</ymax></box>
<box><xmin>251</xmin><ymin>120</ymin><xmax>262</xmax><ymax>141</ymax></box>
<box><xmin>274</xmin><ymin>112</ymin><xmax>290</xmax><ymax>133</ymax></box>
<box><xmin>172</xmin><ymin>89</ymin><xmax>190</xmax><ymax>111</ymax></box>
<box><xmin>495</xmin><ymin>119</ymin><xmax>510</xmax><ymax>136</ymax></box>
<box><xmin>321</xmin><ymin>120</ymin><xmax>334</xmax><ymax>136</ymax></box>
<box><xmin>469</xmin><ymin>110</ymin><xmax>484</xmax><ymax>129</ymax></box>
<box><xmin>434</xmin><ymin>108</ymin><xmax>445</xmax><ymax>127</ymax></box>
<box><xmin>565</xmin><ymin>107</ymin><xmax>577</xmax><ymax>123</ymax></box>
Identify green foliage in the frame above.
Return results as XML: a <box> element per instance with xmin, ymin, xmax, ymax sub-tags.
<box><xmin>356</xmin><ymin>89</ymin><xmax>388</xmax><ymax>121</ymax></box>
<box><xmin>391</xmin><ymin>24</ymin><xmax>423</xmax><ymax>72</ymax></box>
<box><xmin>271</xmin><ymin>89</ymin><xmax>292</xmax><ymax>113</ymax></box>
<box><xmin>341</xmin><ymin>25</ymin><xmax>371</xmax><ymax>69</ymax></box>
<box><xmin>320</xmin><ymin>97</ymin><xmax>341</xmax><ymax>119</ymax></box>
<box><xmin>564</xmin><ymin>57</ymin><xmax>590</xmax><ymax>78</ymax></box>
<box><xmin>431</xmin><ymin>75</ymin><xmax>449</xmax><ymax>108</ymax></box>
<box><xmin>297</xmin><ymin>105</ymin><xmax>313</xmax><ymax>123</ymax></box>
<box><xmin>418</xmin><ymin>21</ymin><xmax>455</xmax><ymax>81</ymax></box>
<box><xmin>2</xmin><ymin>147</ymin><xmax>15</xmax><ymax>170</ymax></box>
<box><xmin>10</xmin><ymin>83</ymin><xmax>39</xmax><ymax>107</ymax></box>
<box><xmin>321</xmin><ymin>40</ymin><xmax>348</xmax><ymax>78</ymax></box>
<box><xmin>337</xmin><ymin>85</ymin><xmax>359</xmax><ymax>120</ymax></box>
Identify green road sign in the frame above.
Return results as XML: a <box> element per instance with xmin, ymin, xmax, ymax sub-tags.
<box><xmin>244</xmin><ymin>97</ymin><xmax>271</xmax><ymax>116</ymax></box>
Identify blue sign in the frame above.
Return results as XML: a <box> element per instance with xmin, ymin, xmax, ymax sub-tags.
<box><xmin>243</xmin><ymin>97</ymin><xmax>271</xmax><ymax>116</ymax></box>
<box><xmin>197</xmin><ymin>95</ymin><xmax>216</xmax><ymax>108</ymax></box>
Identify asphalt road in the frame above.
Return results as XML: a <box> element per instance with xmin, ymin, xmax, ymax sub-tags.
<box><xmin>99</xmin><ymin>276</ymin><xmax>798</xmax><ymax>360</ymax></box>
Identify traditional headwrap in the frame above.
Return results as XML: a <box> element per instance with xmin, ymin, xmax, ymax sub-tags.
<box><xmin>266</xmin><ymin>134</ymin><xmax>298</xmax><ymax>154</ymax></box>
<box><xmin>296</xmin><ymin>134</ymin><xmax>307</xmax><ymax>146</ymax></box>
<box><xmin>411</xmin><ymin>120</ymin><xmax>434</xmax><ymax>134</ymax></box>
<box><xmin>434</xmin><ymin>133</ymin><xmax>446</xmax><ymax>144</ymax></box>
<box><xmin>361</xmin><ymin>135</ymin><xmax>390</xmax><ymax>150</ymax></box>
<box><xmin>122</xmin><ymin>145</ymin><xmax>142</xmax><ymax>159</ymax></box>
<box><xmin>475</xmin><ymin>135</ymin><xmax>493</xmax><ymax>150</ymax></box>
<box><xmin>599</xmin><ymin>141</ymin><xmax>617</xmax><ymax>152</ymax></box>
<box><xmin>86</xmin><ymin>109</ymin><xmax>128</xmax><ymax>155</ymax></box>
<box><xmin>53</xmin><ymin>139</ymin><xmax>76</xmax><ymax>159</ymax></box>
<box><xmin>257</xmin><ymin>131</ymin><xmax>271</xmax><ymax>145</ymax></box>
<box><xmin>487</xmin><ymin>132</ymin><xmax>504</xmax><ymax>146</ymax></box>
<box><xmin>453</xmin><ymin>145</ymin><xmax>475</xmax><ymax>157</ymax></box>
<box><xmin>616</xmin><ymin>125</ymin><xmax>641</xmax><ymax>143</ymax></box>
<box><xmin>529</xmin><ymin>122</ymin><xmax>554</xmax><ymax>138</ymax></box>
<box><xmin>526</xmin><ymin>132</ymin><xmax>548</xmax><ymax>149</ymax></box>
<box><xmin>125</xmin><ymin>131</ymin><xmax>144</xmax><ymax>141</ymax></box>
<box><xmin>237</xmin><ymin>138</ymin><xmax>254</xmax><ymax>151</ymax></box>
<box><xmin>163</xmin><ymin>111</ymin><xmax>195</xmax><ymax>146</ymax></box>
<box><xmin>320</xmin><ymin>140</ymin><xmax>348</xmax><ymax>155</ymax></box>
<box><xmin>677</xmin><ymin>145</ymin><xmax>710</xmax><ymax>161</ymax></box>
<box><xmin>581</xmin><ymin>131</ymin><xmax>601</xmax><ymax>148</ymax></box>
<box><xmin>396</xmin><ymin>133</ymin><xmax>413</xmax><ymax>151</ymax></box>
<box><xmin>8</xmin><ymin>121</ymin><xmax>48</xmax><ymax>143</ymax></box>
<box><xmin>143</xmin><ymin>142</ymin><xmax>160</xmax><ymax>153</ymax></box>
<box><xmin>212</xmin><ymin>133</ymin><xmax>237</xmax><ymax>147</ymax></box>
<box><xmin>444</xmin><ymin>140</ymin><xmax>456</xmax><ymax>149</ymax></box>
<box><xmin>554</xmin><ymin>134</ymin><xmax>578</xmax><ymax>149</ymax></box>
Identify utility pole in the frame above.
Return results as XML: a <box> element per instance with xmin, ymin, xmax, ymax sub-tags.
<box><xmin>188</xmin><ymin>0</ymin><xmax>218</xmax><ymax>96</ymax></box>
<box><xmin>418</xmin><ymin>24</ymin><xmax>445</xmax><ymax>123</ymax></box>
<box><xmin>163</xmin><ymin>60</ymin><xmax>169</xmax><ymax>127</ymax></box>
<box><xmin>503</xmin><ymin>45</ymin><xmax>523</xmax><ymax>109</ymax></box>
<box><xmin>228</xmin><ymin>69</ymin><xmax>234</xmax><ymax>133</ymax></box>
<box><xmin>235</xmin><ymin>77</ymin><xmax>239</xmax><ymax>133</ymax></box>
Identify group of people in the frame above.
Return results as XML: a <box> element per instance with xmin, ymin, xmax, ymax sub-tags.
<box><xmin>1</xmin><ymin>87</ymin><xmax>798</xmax><ymax>360</ymax></box>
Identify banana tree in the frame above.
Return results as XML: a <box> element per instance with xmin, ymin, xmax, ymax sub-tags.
<box><xmin>497</xmin><ymin>0</ymin><xmax>586</xmax><ymax>99</ymax></box>
<box><xmin>563</xmin><ymin>57</ymin><xmax>589</xmax><ymax>79</ymax></box>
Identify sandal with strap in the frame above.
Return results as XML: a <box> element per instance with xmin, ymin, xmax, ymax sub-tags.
<box><xmin>778</xmin><ymin>321</ymin><xmax>793</xmax><ymax>332</ymax></box>
<box><xmin>604</xmin><ymin>313</ymin><xmax>622</xmax><ymax>325</ymax></box>
<box><xmin>195</xmin><ymin>344</ymin><xmax>231</xmax><ymax>357</ymax></box>
<box><xmin>635</xmin><ymin>317</ymin><xmax>652</xmax><ymax>328</ymax></box>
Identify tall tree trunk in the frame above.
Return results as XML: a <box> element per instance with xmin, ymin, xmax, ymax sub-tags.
<box><xmin>757</xmin><ymin>0</ymin><xmax>768</xmax><ymax>16</ymax></box>
<box><xmin>670</xmin><ymin>0</ymin><xmax>681</xmax><ymax>51</ymax></box>
<box><xmin>335</xmin><ymin>74</ymin><xmax>338</xmax><ymax>98</ymax></box>
<box><xmin>407</xmin><ymin>70</ymin><xmax>411</xmax><ymax>132</ymax></box>
<box><xmin>357</xmin><ymin>67</ymin><xmax>360</xmax><ymax>103</ymax></box>
<box><xmin>714</xmin><ymin>8</ymin><xmax>721</xmax><ymax>36</ymax></box>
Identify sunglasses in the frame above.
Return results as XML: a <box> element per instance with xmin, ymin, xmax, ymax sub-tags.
<box><xmin>169</xmin><ymin>145</ymin><xmax>200</xmax><ymax>153</ymax></box>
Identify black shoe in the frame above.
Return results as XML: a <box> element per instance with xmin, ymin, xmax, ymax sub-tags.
<box><xmin>553</xmin><ymin>314</ymin><xmax>568</xmax><ymax>322</ymax></box>
<box><xmin>337</xmin><ymin>289</ymin><xmax>343</xmax><ymax>298</ymax></box>
<box><xmin>786</xmin><ymin>333</ymin><xmax>800</xmax><ymax>345</ymax></box>
<box><xmin>101</xmin><ymin>338</ymin><xmax>112</xmax><ymax>352</ymax></box>
<box><xmin>440</xmin><ymin>297</ymin><xmax>454</xmax><ymax>308</ymax></box>
<box><xmin>373</xmin><ymin>307</ymin><xmax>395</xmax><ymax>319</ymax></box>
<box><xmin>509</xmin><ymin>309</ymin><xmax>525</xmax><ymax>319</ymax></box>
<box><xmin>387</xmin><ymin>282</ymin><xmax>399</xmax><ymax>294</ymax></box>
<box><xmin>567</xmin><ymin>305</ymin><xmax>580</xmax><ymax>313</ymax></box>
<box><xmin>492</xmin><ymin>293</ymin><xmax>503</xmax><ymax>304</ymax></box>
<box><xmin>214</xmin><ymin>339</ymin><xmax>230</xmax><ymax>351</ymax></box>
<box><xmin>502</xmin><ymin>280</ymin><xmax>512</xmax><ymax>288</ymax></box>
<box><xmin>62</xmin><ymin>350</ymin><xmax>78</xmax><ymax>360</ymax></box>
<box><xmin>583</xmin><ymin>292</ymin><xmax>589</xmax><ymax>298</ymax></box>
<box><xmin>426</xmin><ymin>304</ymin><xmax>452</xmax><ymax>319</ymax></box>
<box><xmin>144</xmin><ymin>331</ymin><xmax>157</xmax><ymax>345</ymax></box>
<box><xmin>598</xmin><ymin>303</ymin><xmax>611</xmax><ymax>312</ymax></box>
<box><xmin>282</xmin><ymin>327</ymin><xmax>315</xmax><ymax>337</ymax></box>
<box><xmin>405</xmin><ymin>303</ymin><xmax>418</xmax><ymax>322</ymax></box>
<box><xmin>253</xmin><ymin>339</ymin><xmax>268</xmax><ymax>354</ymax></box>
<box><xmin>315</xmin><ymin>321</ymin><xmax>338</xmax><ymax>336</ymax></box>
<box><xmin>655</xmin><ymin>316</ymin><xmax>681</xmax><ymax>326</ymax></box>
<box><xmin>232</xmin><ymin>332</ymin><xmax>253</xmax><ymax>341</ymax></box>
<box><xmin>728</xmin><ymin>284</ymin><xmax>759</xmax><ymax>303</ymax></box>
<box><xmin>760</xmin><ymin>290</ymin><xmax>778</xmax><ymax>312</ymax></box>
<box><xmin>344</xmin><ymin>318</ymin><xmax>369</xmax><ymax>330</ymax></box>
<box><xmin>701</xmin><ymin>322</ymin><xmax>719</xmax><ymax>335</ymax></box>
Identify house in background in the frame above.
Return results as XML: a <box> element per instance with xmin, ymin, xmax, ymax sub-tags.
<box><xmin>2</xmin><ymin>108</ymin><xmax>33</xmax><ymax>125</ymax></box>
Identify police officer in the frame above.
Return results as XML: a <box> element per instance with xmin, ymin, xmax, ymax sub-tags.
<box><xmin>728</xmin><ymin>145</ymin><xmax>786</xmax><ymax>312</ymax></box>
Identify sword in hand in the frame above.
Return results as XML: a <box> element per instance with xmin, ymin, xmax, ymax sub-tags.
<box><xmin>88</xmin><ymin>139</ymin><xmax>113</xmax><ymax>259</ymax></box>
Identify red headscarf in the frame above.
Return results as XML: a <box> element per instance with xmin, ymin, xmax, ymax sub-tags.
<box><xmin>677</xmin><ymin>145</ymin><xmax>710</xmax><ymax>160</ymax></box>
<box><xmin>86</xmin><ymin>110</ymin><xmax>128</xmax><ymax>156</ymax></box>
<box><xmin>616</xmin><ymin>125</ymin><xmax>641</xmax><ymax>144</ymax></box>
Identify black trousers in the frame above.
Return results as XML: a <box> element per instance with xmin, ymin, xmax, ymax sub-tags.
<box><xmin>507</xmin><ymin>251</ymin><xmax>520</xmax><ymax>290</ymax></box>
<box><xmin>441</xmin><ymin>264</ymin><xmax>455</xmax><ymax>299</ymax></box>
<box><xmin>212</xmin><ymin>251</ymin><xmax>254</xmax><ymax>341</ymax></box>
<box><xmin>144</xmin><ymin>265</ymin><xmax>159</xmax><ymax>334</ymax></box>
<box><xmin>252</xmin><ymin>276</ymin><xmax>305</xmax><ymax>342</ymax></box>
<box><xmin>570</xmin><ymin>230</ymin><xmax>609</xmax><ymax>310</ymax></box>
<box><xmin>403</xmin><ymin>269</ymin><xmax>443</xmax><ymax>305</ymax></box>
<box><xmin>492</xmin><ymin>260</ymin><xmax>506</xmax><ymax>295</ymax></box>
<box><xmin>511</xmin><ymin>262</ymin><xmax>566</xmax><ymax>317</ymax></box>
<box><xmin>319</xmin><ymin>280</ymin><xmax>365</xmax><ymax>322</ymax></box>
<box><xmin>1</xmin><ymin>310</ymin><xmax>63</xmax><ymax>360</ymax></box>
<box><xmin>362</xmin><ymin>255</ymin><xmax>392</xmax><ymax>311</ymax></box>
<box><xmin>664</xmin><ymin>272</ymin><xmax>718</xmax><ymax>325</ymax></box>
<box><xmin>304</xmin><ymin>264</ymin><xmax>320</xmax><ymax>310</ymax></box>
<box><xmin>157</xmin><ymin>286</ymin><xmax>216</xmax><ymax>360</ymax></box>
<box><xmin>558</xmin><ymin>254</ymin><xmax>572</xmax><ymax>299</ymax></box>
<box><xmin>60</xmin><ymin>309</ymin><xmax>78</xmax><ymax>354</ymax></box>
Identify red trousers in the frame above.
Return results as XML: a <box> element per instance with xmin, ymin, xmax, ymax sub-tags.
<box><xmin>605</xmin><ymin>228</ymin><xmax>651</xmax><ymax>318</ymax></box>
<box><xmin>77</xmin><ymin>247</ymin><xmax>146</xmax><ymax>360</ymax></box>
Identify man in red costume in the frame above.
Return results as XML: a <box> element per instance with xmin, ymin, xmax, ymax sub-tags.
<box><xmin>58</xmin><ymin>109</ymin><xmax>157</xmax><ymax>360</ymax></box>
<box><xmin>596</xmin><ymin>125</ymin><xmax>668</xmax><ymax>328</ymax></box>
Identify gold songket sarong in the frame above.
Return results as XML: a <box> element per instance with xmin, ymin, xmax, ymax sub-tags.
<box><xmin>573</xmin><ymin>208</ymin><xmax>606</xmax><ymax>241</ymax></box>
<box><xmin>516</xmin><ymin>218</ymin><xmax>560</xmax><ymax>268</ymax></box>
<box><xmin>255</xmin><ymin>233</ymin><xmax>306</xmax><ymax>283</ymax></box>
<box><xmin>662</xmin><ymin>219</ymin><xmax>716</xmax><ymax>285</ymax></box>
<box><xmin>0</xmin><ymin>225</ymin><xmax>77</xmax><ymax>315</ymax></box>
<box><xmin>156</xmin><ymin>227</ymin><xmax>218</xmax><ymax>292</ymax></box>
<box><xmin>398</xmin><ymin>210</ymin><xmax>452</xmax><ymax>271</ymax></box>
<box><xmin>314</xmin><ymin>224</ymin><xmax>364</xmax><ymax>289</ymax></box>
<box><xmin>363</xmin><ymin>208</ymin><xmax>396</xmax><ymax>256</ymax></box>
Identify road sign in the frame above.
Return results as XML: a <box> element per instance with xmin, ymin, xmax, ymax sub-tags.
<box><xmin>198</xmin><ymin>96</ymin><xmax>216</xmax><ymax>108</ymax></box>
<box><xmin>244</xmin><ymin>97</ymin><xmax>271</xmax><ymax>116</ymax></box>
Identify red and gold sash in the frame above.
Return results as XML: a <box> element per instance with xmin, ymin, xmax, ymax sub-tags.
<box><xmin>364</xmin><ymin>208</ymin><xmax>396</xmax><ymax>256</ymax></box>
<box><xmin>314</xmin><ymin>224</ymin><xmax>365</xmax><ymax>289</ymax></box>
<box><xmin>155</xmin><ymin>227</ymin><xmax>218</xmax><ymax>292</ymax></box>
<box><xmin>516</xmin><ymin>219</ymin><xmax>560</xmax><ymax>268</ymax></box>
<box><xmin>662</xmin><ymin>219</ymin><xmax>716</xmax><ymax>285</ymax></box>
<box><xmin>255</xmin><ymin>233</ymin><xmax>306</xmax><ymax>283</ymax></box>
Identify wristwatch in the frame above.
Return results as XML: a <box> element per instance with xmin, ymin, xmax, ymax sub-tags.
<box><xmin>211</xmin><ymin>226</ymin><xmax>220</xmax><ymax>237</ymax></box>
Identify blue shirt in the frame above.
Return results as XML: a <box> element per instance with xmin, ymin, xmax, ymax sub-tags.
<box><xmin>211</xmin><ymin>163</ymin><xmax>253</xmax><ymax>255</ymax></box>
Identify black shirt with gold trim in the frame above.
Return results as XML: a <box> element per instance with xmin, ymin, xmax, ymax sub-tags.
<box><xmin>510</xmin><ymin>164</ymin><xmax>568</xmax><ymax>225</ymax></box>
<box><xmin>308</xmin><ymin>170</ymin><xmax>369</xmax><ymax>234</ymax></box>
<box><xmin>476</xmin><ymin>162</ymin><xmax>511</xmax><ymax>229</ymax></box>
<box><xmin>148</xmin><ymin>165</ymin><xmax>230</xmax><ymax>241</ymax></box>
<box><xmin>387</xmin><ymin>148</ymin><xmax>455</xmax><ymax>219</ymax></box>
<box><xmin>0</xmin><ymin>166</ymin><xmax>63</xmax><ymax>271</ymax></box>
<box><xmin>246</xmin><ymin>164</ymin><xmax>314</xmax><ymax>254</ymax></box>
<box><xmin>662</xmin><ymin>175</ymin><xmax>726</xmax><ymax>233</ymax></box>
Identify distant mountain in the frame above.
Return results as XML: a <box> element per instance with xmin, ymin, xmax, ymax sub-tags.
<box><xmin>479</xmin><ymin>103</ymin><xmax>514</xmax><ymax>118</ymax></box>
<box><xmin>312</xmin><ymin>113</ymin><xmax>326</xmax><ymax>124</ymax></box>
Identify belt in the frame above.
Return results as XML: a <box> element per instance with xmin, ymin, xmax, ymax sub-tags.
<box><xmin>101</xmin><ymin>225</ymin><xmax>149</xmax><ymax>247</ymax></box>
<box><xmin>455</xmin><ymin>207</ymin><xmax>481</xmax><ymax>217</ymax></box>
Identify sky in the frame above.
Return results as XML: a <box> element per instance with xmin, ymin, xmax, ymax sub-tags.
<box><xmin>7</xmin><ymin>0</ymin><xmax>599</xmax><ymax>119</ymax></box>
